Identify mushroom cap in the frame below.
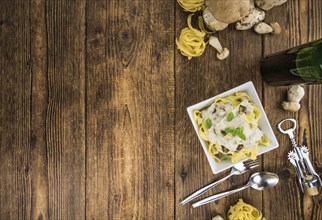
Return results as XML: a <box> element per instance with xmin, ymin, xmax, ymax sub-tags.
<box><xmin>206</xmin><ymin>0</ymin><xmax>254</xmax><ymax>24</ymax></box>
<box><xmin>203</xmin><ymin>8</ymin><xmax>229</xmax><ymax>31</ymax></box>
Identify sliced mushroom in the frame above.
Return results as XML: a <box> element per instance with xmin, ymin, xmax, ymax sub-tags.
<box><xmin>270</xmin><ymin>22</ymin><xmax>281</xmax><ymax>34</ymax></box>
<box><xmin>203</xmin><ymin>8</ymin><xmax>229</xmax><ymax>31</ymax></box>
<box><xmin>236</xmin><ymin>8</ymin><xmax>265</xmax><ymax>30</ymax></box>
<box><xmin>254</xmin><ymin>22</ymin><xmax>273</xmax><ymax>34</ymax></box>
<box><xmin>255</xmin><ymin>0</ymin><xmax>288</xmax><ymax>10</ymax></box>
<box><xmin>208</xmin><ymin>36</ymin><xmax>230</xmax><ymax>60</ymax></box>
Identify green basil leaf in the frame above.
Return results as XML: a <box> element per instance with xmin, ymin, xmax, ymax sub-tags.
<box><xmin>238</xmin><ymin>132</ymin><xmax>246</xmax><ymax>141</ymax></box>
<box><xmin>220</xmin><ymin>155</ymin><xmax>230</xmax><ymax>160</ymax></box>
<box><xmin>205</xmin><ymin>118</ymin><xmax>212</xmax><ymax>129</ymax></box>
<box><xmin>224</xmin><ymin>127</ymin><xmax>234</xmax><ymax>133</ymax></box>
<box><xmin>227</xmin><ymin>112</ymin><xmax>234</xmax><ymax>122</ymax></box>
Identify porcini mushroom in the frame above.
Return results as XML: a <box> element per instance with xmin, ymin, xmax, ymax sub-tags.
<box><xmin>203</xmin><ymin>8</ymin><xmax>229</xmax><ymax>31</ymax></box>
<box><xmin>282</xmin><ymin>85</ymin><xmax>305</xmax><ymax>112</ymax></box>
<box><xmin>255</xmin><ymin>0</ymin><xmax>288</xmax><ymax>11</ymax></box>
<box><xmin>236</xmin><ymin>8</ymin><xmax>265</xmax><ymax>30</ymax></box>
<box><xmin>206</xmin><ymin>0</ymin><xmax>254</xmax><ymax>24</ymax></box>
<box><xmin>270</xmin><ymin>22</ymin><xmax>281</xmax><ymax>34</ymax></box>
<box><xmin>208</xmin><ymin>36</ymin><xmax>230</xmax><ymax>60</ymax></box>
<box><xmin>254</xmin><ymin>22</ymin><xmax>273</xmax><ymax>34</ymax></box>
<box><xmin>282</xmin><ymin>101</ymin><xmax>301</xmax><ymax>112</ymax></box>
<box><xmin>288</xmin><ymin>85</ymin><xmax>305</xmax><ymax>102</ymax></box>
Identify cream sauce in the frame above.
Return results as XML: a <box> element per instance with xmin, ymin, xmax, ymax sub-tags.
<box><xmin>202</xmin><ymin>100</ymin><xmax>263</xmax><ymax>154</ymax></box>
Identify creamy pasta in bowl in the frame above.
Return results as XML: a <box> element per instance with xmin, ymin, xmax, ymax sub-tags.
<box><xmin>187</xmin><ymin>82</ymin><xmax>279</xmax><ymax>174</ymax></box>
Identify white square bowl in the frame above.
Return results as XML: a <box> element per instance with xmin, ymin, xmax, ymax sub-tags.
<box><xmin>187</xmin><ymin>81</ymin><xmax>279</xmax><ymax>174</ymax></box>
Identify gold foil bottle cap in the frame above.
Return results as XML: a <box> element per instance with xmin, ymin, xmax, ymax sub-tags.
<box><xmin>304</xmin><ymin>175</ymin><xmax>320</xmax><ymax>196</ymax></box>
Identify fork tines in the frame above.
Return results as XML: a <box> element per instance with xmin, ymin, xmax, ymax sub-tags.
<box><xmin>243</xmin><ymin>159</ymin><xmax>260</xmax><ymax>169</ymax></box>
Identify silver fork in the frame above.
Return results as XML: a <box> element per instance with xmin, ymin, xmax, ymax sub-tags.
<box><xmin>180</xmin><ymin>159</ymin><xmax>259</xmax><ymax>205</ymax></box>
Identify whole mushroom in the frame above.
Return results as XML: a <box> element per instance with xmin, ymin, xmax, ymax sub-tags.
<box><xmin>208</xmin><ymin>36</ymin><xmax>230</xmax><ymax>60</ymax></box>
<box><xmin>203</xmin><ymin>0</ymin><xmax>254</xmax><ymax>31</ymax></box>
<box><xmin>196</xmin><ymin>0</ymin><xmax>287</xmax><ymax>60</ymax></box>
<box><xmin>282</xmin><ymin>85</ymin><xmax>305</xmax><ymax>112</ymax></box>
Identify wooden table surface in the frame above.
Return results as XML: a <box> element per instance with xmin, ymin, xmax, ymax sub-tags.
<box><xmin>1</xmin><ymin>0</ymin><xmax>322</xmax><ymax>219</ymax></box>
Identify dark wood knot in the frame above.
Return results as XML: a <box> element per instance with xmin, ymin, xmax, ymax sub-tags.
<box><xmin>116</xmin><ymin>21</ymin><xmax>135</xmax><ymax>67</ymax></box>
<box><xmin>277</xmin><ymin>168</ymin><xmax>292</xmax><ymax>181</ymax></box>
<box><xmin>37</xmin><ymin>213</ymin><xmax>43</xmax><ymax>220</ymax></box>
<box><xmin>180</xmin><ymin>171</ymin><xmax>187</xmax><ymax>179</ymax></box>
<box><xmin>165</xmin><ymin>182</ymin><xmax>171</xmax><ymax>188</ymax></box>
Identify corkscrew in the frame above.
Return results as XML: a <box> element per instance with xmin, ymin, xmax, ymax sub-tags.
<box><xmin>277</xmin><ymin>118</ymin><xmax>321</xmax><ymax>196</ymax></box>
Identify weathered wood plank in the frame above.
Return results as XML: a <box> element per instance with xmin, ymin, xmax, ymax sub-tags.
<box><xmin>1</xmin><ymin>0</ymin><xmax>321</xmax><ymax>219</ymax></box>
<box><xmin>262</xmin><ymin>0</ymin><xmax>322</xmax><ymax>219</ymax></box>
<box><xmin>85</xmin><ymin>0</ymin><xmax>175</xmax><ymax>219</ymax></box>
<box><xmin>0</xmin><ymin>1</ymin><xmax>32</xmax><ymax>219</ymax></box>
<box><xmin>44</xmin><ymin>0</ymin><xmax>86</xmax><ymax>219</ymax></box>
<box><xmin>1</xmin><ymin>0</ymin><xmax>86</xmax><ymax>218</ymax></box>
<box><xmin>175</xmin><ymin>4</ymin><xmax>263</xmax><ymax>219</ymax></box>
<box><xmin>29</xmin><ymin>0</ymin><xmax>49</xmax><ymax>219</ymax></box>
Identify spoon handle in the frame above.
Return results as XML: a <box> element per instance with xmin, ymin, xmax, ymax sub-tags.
<box><xmin>181</xmin><ymin>172</ymin><xmax>234</xmax><ymax>205</ymax></box>
<box><xmin>192</xmin><ymin>184</ymin><xmax>250</xmax><ymax>208</ymax></box>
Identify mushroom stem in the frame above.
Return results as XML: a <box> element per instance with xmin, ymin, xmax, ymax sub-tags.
<box><xmin>288</xmin><ymin>85</ymin><xmax>305</xmax><ymax>102</ymax></box>
<box><xmin>209</xmin><ymin>36</ymin><xmax>223</xmax><ymax>52</ymax></box>
<box><xmin>208</xmin><ymin>36</ymin><xmax>230</xmax><ymax>60</ymax></box>
<box><xmin>282</xmin><ymin>102</ymin><xmax>301</xmax><ymax>112</ymax></box>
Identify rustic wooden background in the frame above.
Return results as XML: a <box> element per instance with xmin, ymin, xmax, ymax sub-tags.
<box><xmin>0</xmin><ymin>0</ymin><xmax>321</xmax><ymax>219</ymax></box>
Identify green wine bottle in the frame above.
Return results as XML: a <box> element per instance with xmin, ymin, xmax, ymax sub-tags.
<box><xmin>261</xmin><ymin>39</ymin><xmax>322</xmax><ymax>86</ymax></box>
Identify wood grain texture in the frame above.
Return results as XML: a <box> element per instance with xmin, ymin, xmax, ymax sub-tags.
<box><xmin>175</xmin><ymin>4</ymin><xmax>263</xmax><ymax>220</ymax></box>
<box><xmin>262</xmin><ymin>0</ymin><xmax>322</xmax><ymax>219</ymax></box>
<box><xmin>0</xmin><ymin>0</ymin><xmax>321</xmax><ymax>219</ymax></box>
<box><xmin>85</xmin><ymin>0</ymin><xmax>174</xmax><ymax>219</ymax></box>
<box><xmin>1</xmin><ymin>0</ymin><xmax>86</xmax><ymax>219</ymax></box>
<box><xmin>45</xmin><ymin>0</ymin><xmax>86</xmax><ymax>219</ymax></box>
<box><xmin>29</xmin><ymin>0</ymin><xmax>49</xmax><ymax>219</ymax></box>
<box><xmin>0</xmin><ymin>0</ymin><xmax>32</xmax><ymax>219</ymax></box>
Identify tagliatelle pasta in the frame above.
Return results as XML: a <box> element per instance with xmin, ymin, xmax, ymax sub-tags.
<box><xmin>228</xmin><ymin>199</ymin><xmax>265</xmax><ymax>220</ymax></box>
<box><xmin>177</xmin><ymin>0</ymin><xmax>205</xmax><ymax>12</ymax></box>
<box><xmin>193</xmin><ymin>92</ymin><xmax>270</xmax><ymax>162</ymax></box>
<box><xmin>176</xmin><ymin>14</ymin><xmax>206</xmax><ymax>60</ymax></box>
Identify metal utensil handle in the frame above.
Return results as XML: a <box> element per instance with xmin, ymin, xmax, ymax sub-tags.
<box><xmin>192</xmin><ymin>184</ymin><xmax>250</xmax><ymax>208</ymax></box>
<box><xmin>181</xmin><ymin>172</ymin><xmax>233</xmax><ymax>205</ymax></box>
<box><xmin>277</xmin><ymin>118</ymin><xmax>298</xmax><ymax>148</ymax></box>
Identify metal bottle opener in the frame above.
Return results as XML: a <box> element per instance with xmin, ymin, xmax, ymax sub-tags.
<box><xmin>277</xmin><ymin>118</ymin><xmax>322</xmax><ymax>196</ymax></box>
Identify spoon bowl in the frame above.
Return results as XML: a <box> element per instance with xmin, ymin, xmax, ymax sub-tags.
<box><xmin>250</xmin><ymin>172</ymin><xmax>279</xmax><ymax>190</ymax></box>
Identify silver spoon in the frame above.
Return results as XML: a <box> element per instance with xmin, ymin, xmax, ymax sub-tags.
<box><xmin>192</xmin><ymin>172</ymin><xmax>279</xmax><ymax>208</ymax></box>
